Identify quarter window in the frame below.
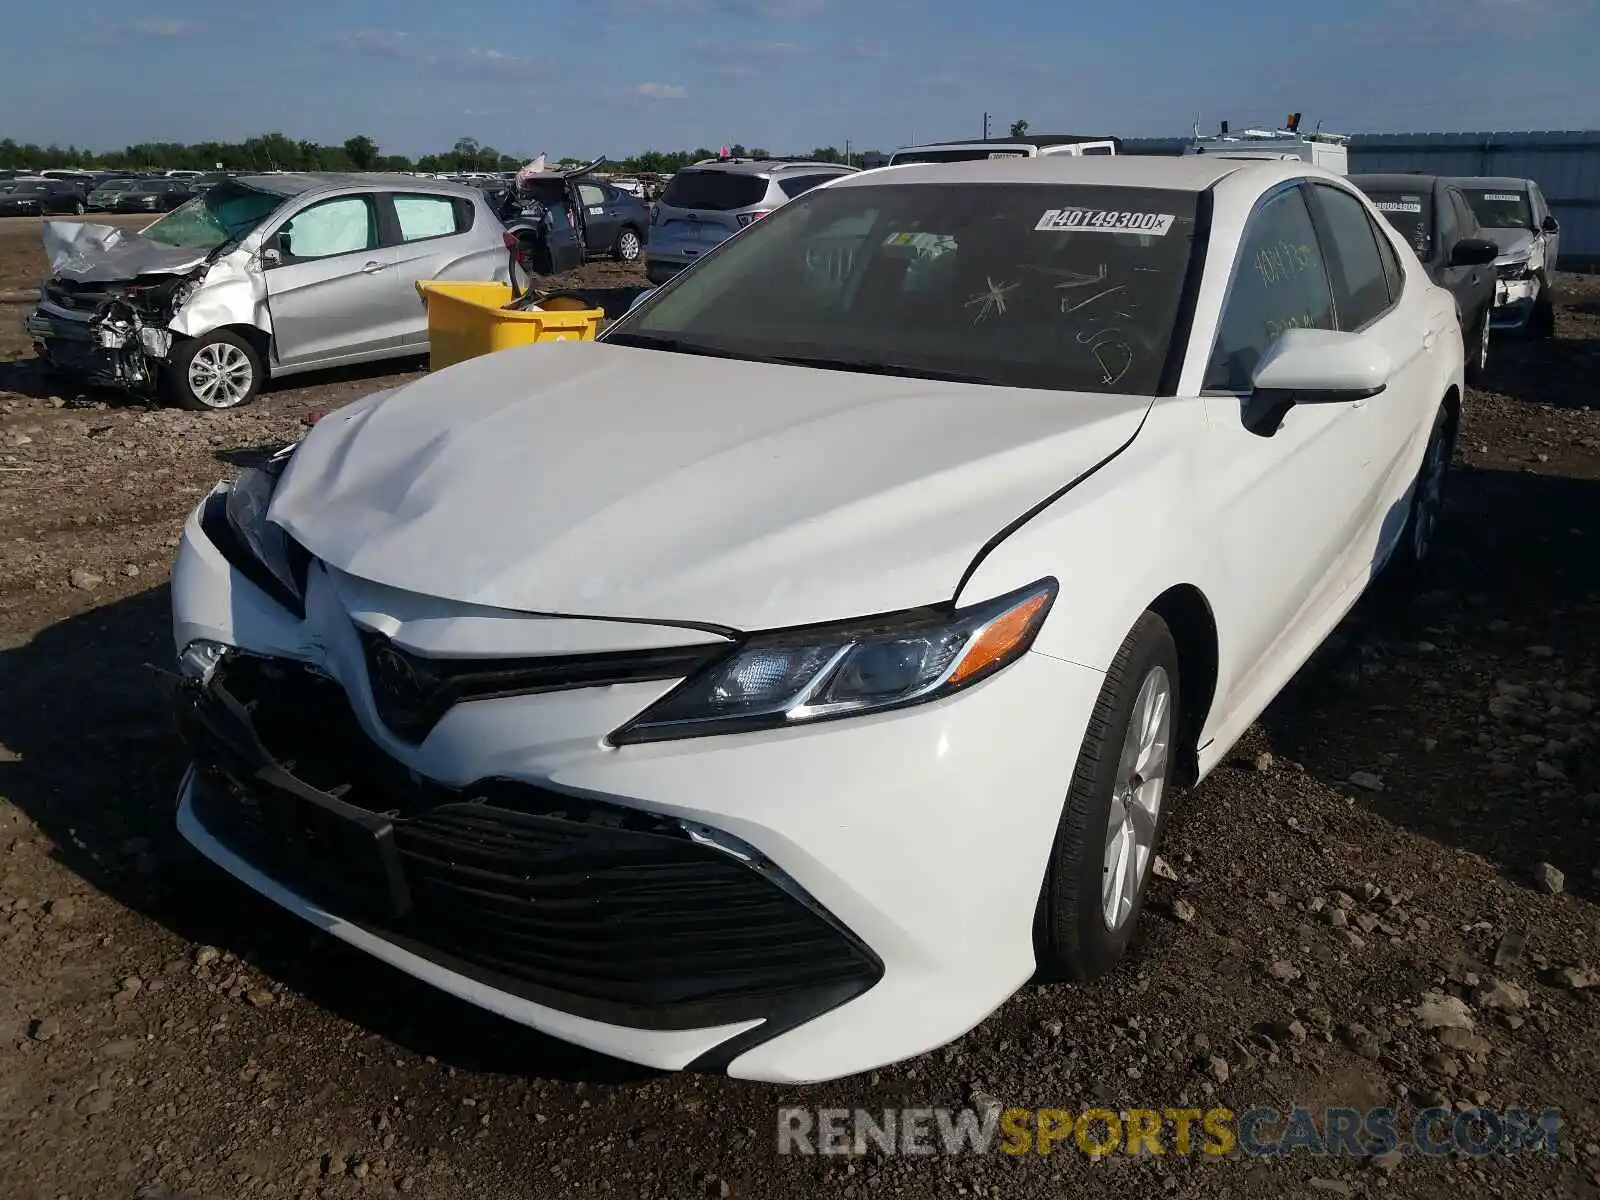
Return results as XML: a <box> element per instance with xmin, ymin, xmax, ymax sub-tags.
<box><xmin>1205</xmin><ymin>186</ymin><xmax>1335</xmax><ymax>391</ymax></box>
<box><xmin>577</xmin><ymin>183</ymin><xmax>607</xmax><ymax>209</ymax></box>
<box><xmin>1308</xmin><ymin>184</ymin><xmax>1392</xmax><ymax>330</ymax></box>
<box><xmin>392</xmin><ymin>193</ymin><xmax>460</xmax><ymax>242</ymax></box>
<box><xmin>278</xmin><ymin>195</ymin><xmax>378</xmax><ymax>260</ymax></box>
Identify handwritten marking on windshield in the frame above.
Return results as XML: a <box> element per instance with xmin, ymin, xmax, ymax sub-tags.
<box><xmin>965</xmin><ymin>276</ymin><xmax>1021</xmax><ymax>324</ymax></box>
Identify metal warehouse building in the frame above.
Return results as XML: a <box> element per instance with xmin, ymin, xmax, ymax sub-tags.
<box><xmin>1121</xmin><ymin>130</ymin><xmax>1600</xmax><ymax>266</ymax></box>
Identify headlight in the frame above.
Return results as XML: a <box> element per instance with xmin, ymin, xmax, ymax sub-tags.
<box><xmin>1497</xmin><ymin>257</ymin><xmax>1533</xmax><ymax>281</ymax></box>
<box><xmin>610</xmin><ymin>578</ymin><xmax>1057</xmax><ymax>744</ymax></box>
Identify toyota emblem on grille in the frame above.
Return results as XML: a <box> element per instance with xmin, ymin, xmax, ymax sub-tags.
<box><xmin>370</xmin><ymin>643</ymin><xmax>428</xmax><ymax>707</ymax></box>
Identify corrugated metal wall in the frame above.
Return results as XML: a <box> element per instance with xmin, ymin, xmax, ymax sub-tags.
<box><xmin>1120</xmin><ymin>130</ymin><xmax>1600</xmax><ymax>265</ymax></box>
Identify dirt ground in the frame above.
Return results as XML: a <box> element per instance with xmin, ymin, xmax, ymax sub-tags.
<box><xmin>0</xmin><ymin>213</ymin><xmax>1597</xmax><ymax>1200</ymax></box>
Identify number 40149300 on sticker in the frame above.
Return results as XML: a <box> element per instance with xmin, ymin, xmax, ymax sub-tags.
<box><xmin>1035</xmin><ymin>209</ymin><xmax>1176</xmax><ymax>235</ymax></box>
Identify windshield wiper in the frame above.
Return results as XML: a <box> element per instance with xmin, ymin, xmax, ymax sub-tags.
<box><xmin>768</xmin><ymin>355</ymin><xmax>1000</xmax><ymax>385</ymax></box>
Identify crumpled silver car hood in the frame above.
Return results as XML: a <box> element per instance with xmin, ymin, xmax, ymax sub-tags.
<box><xmin>1480</xmin><ymin>228</ymin><xmax>1536</xmax><ymax>259</ymax></box>
<box><xmin>43</xmin><ymin>220</ymin><xmax>212</xmax><ymax>282</ymax></box>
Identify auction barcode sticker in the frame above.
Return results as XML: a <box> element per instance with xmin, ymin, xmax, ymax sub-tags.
<box><xmin>1373</xmin><ymin>199</ymin><xmax>1423</xmax><ymax>214</ymax></box>
<box><xmin>1036</xmin><ymin>208</ymin><xmax>1175</xmax><ymax>235</ymax></box>
<box><xmin>1483</xmin><ymin>193</ymin><xmax>1522</xmax><ymax>202</ymax></box>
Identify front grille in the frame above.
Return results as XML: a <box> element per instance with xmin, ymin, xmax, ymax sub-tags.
<box><xmin>356</xmin><ymin>629</ymin><xmax>726</xmax><ymax>744</ymax></box>
<box><xmin>179</xmin><ymin>654</ymin><xmax>881</xmax><ymax>1030</ymax></box>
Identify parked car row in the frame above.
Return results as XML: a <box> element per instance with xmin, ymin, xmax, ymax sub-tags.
<box><xmin>166</xmin><ymin>152</ymin><xmax>1477</xmax><ymax>1083</ymax></box>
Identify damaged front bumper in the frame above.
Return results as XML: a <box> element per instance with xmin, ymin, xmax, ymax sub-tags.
<box><xmin>1490</xmin><ymin>263</ymin><xmax>1542</xmax><ymax>332</ymax></box>
<box><xmin>28</xmin><ymin>278</ymin><xmax>190</xmax><ymax>390</ymax></box>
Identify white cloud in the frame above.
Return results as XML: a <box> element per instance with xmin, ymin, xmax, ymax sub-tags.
<box><xmin>636</xmin><ymin>82</ymin><xmax>689</xmax><ymax>99</ymax></box>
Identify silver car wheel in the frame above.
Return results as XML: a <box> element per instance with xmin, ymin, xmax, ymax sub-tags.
<box><xmin>1102</xmin><ymin>666</ymin><xmax>1172</xmax><ymax>931</ymax></box>
<box><xmin>187</xmin><ymin>341</ymin><xmax>255</xmax><ymax>409</ymax></box>
<box><xmin>617</xmin><ymin>230</ymin><xmax>642</xmax><ymax>261</ymax></box>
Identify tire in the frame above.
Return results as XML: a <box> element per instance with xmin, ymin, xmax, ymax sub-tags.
<box><xmin>163</xmin><ymin>331</ymin><xmax>264</xmax><ymax>411</ymax></box>
<box><xmin>1527</xmin><ymin>279</ymin><xmax>1556</xmax><ymax>340</ymax></box>
<box><xmin>1390</xmin><ymin>403</ymin><xmax>1452</xmax><ymax>578</ymax></box>
<box><xmin>613</xmin><ymin>226</ymin><xmax>643</xmax><ymax>263</ymax></box>
<box><xmin>1034</xmin><ymin>611</ymin><xmax>1181</xmax><ymax>982</ymax></box>
<box><xmin>71</xmin><ymin>199</ymin><xmax>86</xmax><ymax>216</ymax></box>
<box><xmin>1464</xmin><ymin>308</ymin><xmax>1490</xmax><ymax>384</ymax></box>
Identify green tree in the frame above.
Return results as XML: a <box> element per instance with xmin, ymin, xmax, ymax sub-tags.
<box><xmin>1009</xmin><ymin>119</ymin><xmax>1029</xmax><ymax>138</ymax></box>
<box><xmin>343</xmin><ymin>135</ymin><xmax>380</xmax><ymax>170</ymax></box>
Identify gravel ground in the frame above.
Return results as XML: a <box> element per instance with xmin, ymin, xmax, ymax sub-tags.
<box><xmin>0</xmin><ymin>215</ymin><xmax>1598</xmax><ymax>1200</ymax></box>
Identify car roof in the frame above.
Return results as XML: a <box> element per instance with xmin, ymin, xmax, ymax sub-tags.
<box><xmin>900</xmin><ymin>133</ymin><xmax>1118</xmax><ymax>149</ymax></box>
<box><xmin>838</xmin><ymin>153</ymin><xmax>1277</xmax><ymax>192</ymax></box>
<box><xmin>680</xmin><ymin>160</ymin><xmax>856</xmax><ymax>176</ymax></box>
<box><xmin>1350</xmin><ymin>173</ymin><xmax>1444</xmax><ymax>193</ymax></box>
<box><xmin>231</xmin><ymin>172</ymin><xmax>480</xmax><ymax>198</ymax></box>
<box><xmin>1452</xmin><ymin>176</ymin><xmax>1532</xmax><ymax>190</ymax></box>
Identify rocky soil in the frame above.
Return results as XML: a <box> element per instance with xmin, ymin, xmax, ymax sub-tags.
<box><xmin>0</xmin><ymin>215</ymin><xmax>1597</xmax><ymax>1199</ymax></box>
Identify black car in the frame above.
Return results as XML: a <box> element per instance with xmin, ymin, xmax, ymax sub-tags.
<box><xmin>499</xmin><ymin>157</ymin><xmax>651</xmax><ymax>268</ymax></box>
<box><xmin>0</xmin><ymin>177</ymin><xmax>89</xmax><ymax>216</ymax></box>
<box><xmin>109</xmin><ymin>179</ymin><xmax>195</xmax><ymax>213</ymax></box>
<box><xmin>1350</xmin><ymin>173</ymin><xmax>1500</xmax><ymax>381</ymax></box>
<box><xmin>86</xmin><ymin>177</ymin><xmax>146</xmax><ymax>211</ymax></box>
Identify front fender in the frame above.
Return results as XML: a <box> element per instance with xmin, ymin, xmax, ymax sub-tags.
<box><xmin>955</xmin><ymin>393</ymin><xmax>1216</xmax><ymax>676</ymax></box>
<box><xmin>168</xmin><ymin>249</ymin><xmax>272</xmax><ymax>342</ymax></box>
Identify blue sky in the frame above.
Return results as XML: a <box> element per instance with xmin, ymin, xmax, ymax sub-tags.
<box><xmin>2</xmin><ymin>0</ymin><xmax>1597</xmax><ymax>159</ymax></box>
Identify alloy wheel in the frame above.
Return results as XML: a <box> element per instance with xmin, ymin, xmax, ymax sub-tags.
<box><xmin>1101</xmin><ymin>666</ymin><xmax>1172</xmax><ymax>931</ymax></box>
<box><xmin>618</xmin><ymin>230</ymin><xmax>642</xmax><ymax>261</ymax></box>
<box><xmin>187</xmin><ymin>342</ymin><xmax>255</xmax><ymax>409</ymax></box>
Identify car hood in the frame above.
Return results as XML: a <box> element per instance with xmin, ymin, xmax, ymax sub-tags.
<box><xmin>1482</xmin><ymin>228</ymin><xmax>1537</xmax><ymax>259</ymax></box>
<box><xmin>268</xmin><ymin>342</ymin><xmax>1151</xmax><ymax>630</ymax></box>
<box><xmin>42</xmin><ymin>220</ymin><xmax>211</xmax><ymax>282</ymax></box>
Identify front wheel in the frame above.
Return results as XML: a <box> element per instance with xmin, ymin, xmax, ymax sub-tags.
<box><xmin>1035</xmin><ymin>611</ymin><xmax>1181</xmax><ymax>982</ymax></box>
<box><xmin>163</xmin><ymin>331</ymin><xmax>264</xmax><ymax>411</ymax></box>
<box><xmin>1391</xmin><ymin>403</ymin><xmax>1452</xmax><ymax>577</ymax></box>
<box><xmin>613</xmin><ymin>226</ymin><xmax>643</xmax><ymax>263</ymax></box>
<box><xmin>1465</xmin><ymin>308</ymin><xmax>1490</xmax><ymax>383</ymax></box>
<box><xmin>1527</xmin><ymin>279</ymin><xmax>1556</xmax><ymax>340</ymax></box>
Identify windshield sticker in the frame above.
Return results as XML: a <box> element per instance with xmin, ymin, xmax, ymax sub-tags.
<box><xmin>1036</xmin><ymin>208</ymin><xmax>1175</xmax><ymax>235</ymax></box>
<box><xmin>1373</xmin><ymin>199</ymin><xmax>1423</xmax><ymax>214</ymax></box>
<box><xmin>882</xmin><ymin>231</ymin><xmax>951</xmax><ymax>251</ymax></box>
<box><xmin>1482</xmin><ymin>193</ymin><xmax>1522</xmax><ymax>202</ymax></box>
<box><xmin>964</xmin><ymin>276</ymin><xmax>1021</xmax><ymax>323</ymax></box>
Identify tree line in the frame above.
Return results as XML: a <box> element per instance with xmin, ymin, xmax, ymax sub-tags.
<box><xmin>0</xmin><ymin>133</ymin><xmax>876</xmax><ymax>175</ymax></box>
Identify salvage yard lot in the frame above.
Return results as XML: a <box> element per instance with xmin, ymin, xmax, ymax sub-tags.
<box><xmin>0</xmin><ymin>214</ymin><xmax>1598</xmax><ymax>1199</ymax></box>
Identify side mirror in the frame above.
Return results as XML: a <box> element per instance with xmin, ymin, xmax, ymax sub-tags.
<box><xmin>626</xmin><ymin>287</ymin><xmax>657</xmax><ymax>314</ymax></box>
<box><xmin>260</xmin><ymin>247</ymin><xmax>281</xmax><ymax>268</ymax></box>
<box><xmin>1243</xmin><ymin>328</ymin><xmax>1390</xmax><ymax>437</ymax></box>
<box><xmin>1540</xmin><ymin>214</ymin><xmax>1560</xmax><ymax>233</ymax></box>
<box><xmin>1450</xmin><ymin>237</ymin><xmax>1499</xmax><ymax>267</ymax></box>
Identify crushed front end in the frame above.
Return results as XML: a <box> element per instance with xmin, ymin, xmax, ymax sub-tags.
<box><xmin>28</xmin><ymin>272</ymin><xmax>198</xmax><ymax>392</ymax></box>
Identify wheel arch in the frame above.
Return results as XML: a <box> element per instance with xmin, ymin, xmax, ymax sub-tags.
<box><xmin>1146</xmin><ymin>584</ymin><xmax>1219</xmax><ymax>789</ymax></box>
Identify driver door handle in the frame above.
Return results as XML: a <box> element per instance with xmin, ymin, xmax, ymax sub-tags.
<box><xmin>1423</xmin><ymin>328</ymin><xmax>1439</xmax><ymax>350</ymax></box>
<box><xmin>362</xmin><ymin>260</ymin><xmax>388</xmax><ymax>274</ymax></box>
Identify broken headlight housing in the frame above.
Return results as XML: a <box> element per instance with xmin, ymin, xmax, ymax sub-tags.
<box><xmin>202</xmin><ymin>441</ymin><xmax>309</xmax><ymax>616</ymax></box>
<box><xmin>609</xmin><ymin>578</ymin><xmax>1057</xmax><ymax>745</ymax></box>
<box><xmin>1496</xmin><ymin>256</ymin><xmax>1534</xmax><ymax>282</ymax></box>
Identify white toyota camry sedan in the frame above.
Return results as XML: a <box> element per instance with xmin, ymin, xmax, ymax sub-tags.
<box><xmin>170</xmin><ymin>155</ymin><xmax>1463</xmax><ymax>1083</ymax></box>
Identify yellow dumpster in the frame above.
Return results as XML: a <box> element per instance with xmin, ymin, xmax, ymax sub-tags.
<box><xmin>415</xmin><ymin>281</ymin><xmax>604</xmax><ymax>371</ymax></box>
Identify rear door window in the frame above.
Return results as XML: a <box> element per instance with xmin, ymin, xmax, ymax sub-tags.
<box><xmin>1307</xmin><ymin>184</ymin><xmax>1393</xmax><ymax>330</ymax></box>
<box><xmin>777</xmin><ymin>173</ymin><xmax>843</xmax><ymax>200</ymax></box>
<box><xmin>660</xmin><ymin>170</ymin><xmax>768</xmax><ymax>211</ymax></box>
<box><xmin>391</xmin><ymin>193</ymin><xmax>462</xmax><ymax>242</ymax></box>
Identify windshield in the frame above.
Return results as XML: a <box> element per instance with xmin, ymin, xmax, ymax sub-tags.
<box><xmin>1363</xmin><ymin>191</ymin><xmax>1432</xmax><ymax>258</ymax></box>
<box><xmin>660</xmin><ymin>170</ymin><xmax>768</xmax><ymax>211</ymax></box>
<box><xmin>96</xmin><ymin>179</ymin><xmax>137</xmax><ymax>192</ymax></box>
<box><xmin>890</xmin><ymin>147</ymin><xmax>1036</xmax><ymax>165</ymax></box>
<box><xmin>8</xmin><ymin>182</ymin><xmax>49</xmax><ymax>195</ymax></box>
<box><xmin>1462</xmin><ymin>188</ymin><xmax>1532</xmax><ymax>230</ymax></box>
<box><xmin>141</xmin><ymin>182</ymin><xmax>286</xmax><ymax>249</ymax></box>
<box><xmin>611</xmin><ymin>182</ymin><xmax>1201</xmax><ymax>395</ymax></box>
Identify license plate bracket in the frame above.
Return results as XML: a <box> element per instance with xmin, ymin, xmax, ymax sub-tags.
<box><xmin>255</xmin><ymin>766</ymin><xmax>412</xmax><ymax>922</ymax></box>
